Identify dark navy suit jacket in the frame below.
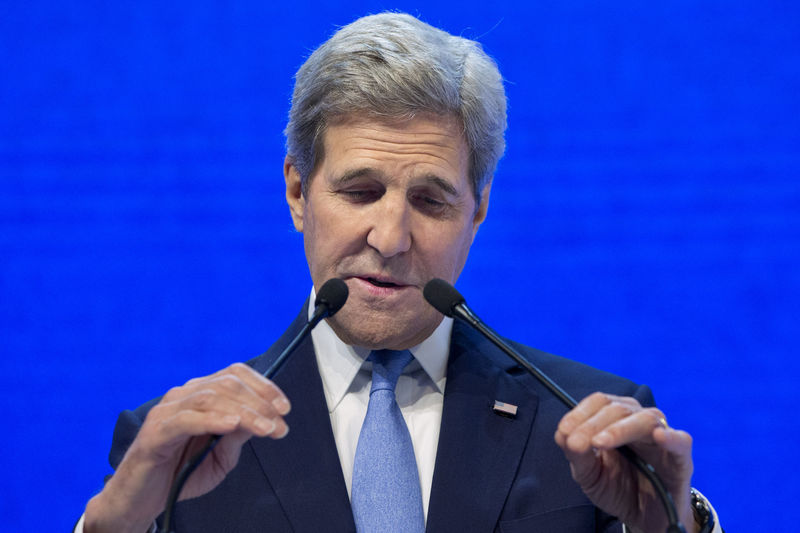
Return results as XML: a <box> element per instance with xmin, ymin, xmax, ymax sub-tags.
<box><xmin>107</xmin><ymin>304</ymin><xmax>653</xmax><ymax>532</ymax></box>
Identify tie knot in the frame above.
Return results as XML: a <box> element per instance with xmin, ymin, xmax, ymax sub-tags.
<box><xmin>368</xmin><ymin>349</ymin><xmax>414</xmax><ymax>393</ymax></box>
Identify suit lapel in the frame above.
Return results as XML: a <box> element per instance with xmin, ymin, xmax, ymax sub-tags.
<box><xmin>247</xmin><ymin>305</ymin><xmax>356</xmax><ymax>532</ymax></box>
<box><xmin>426</xmin><ymin>321</ymin><xmax>540</xmax><ymax>532</ymax></box>
<box><xmin>240</xmin><ymin>306</ymin><xmax>541</xmax><ymax>532</ymax></box>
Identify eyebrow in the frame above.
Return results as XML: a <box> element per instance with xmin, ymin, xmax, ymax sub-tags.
<box><xmin>334</xmin><ymin>168</ymin><xmax>460</xmax><ymax>196</ymax></box>
<box><xmin>334</xmin><ymin>168</ymin><xmax>379</xmax><ymax>185</ymax></box>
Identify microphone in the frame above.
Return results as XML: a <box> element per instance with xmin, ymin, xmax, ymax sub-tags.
<box><xmin>423</xmin><ymin>278</ymin><xmax>686</xmax><ymax>533</ymax></box>
<box><xmin>161</xmin><ymin>278</ymin><xmax>348</xmax><ymax>533</ymax></box>
<box><xmin>312</xmin><ymin>277</ymin><xmax>349</xmax><ymax>321</ymax></box>
<box><xmin>424</xmin><ymin>278</ymin><xmax>578</xmax><ymax>408</ymax></box>
<box><xmin>262</xmin><ymin>277</ymin><xmax>349</xmax><ymax>378</ymax></box>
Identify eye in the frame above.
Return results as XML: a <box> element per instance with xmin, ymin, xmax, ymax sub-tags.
<box><xmin>339</xmin><ymin>187</ymin><xmax>382</xmax><ymax>203</ymax></box>
<box><xmin>409</xmin><ymin>191</ymin><xmax>449</xmax><ymax>216</ymax></box>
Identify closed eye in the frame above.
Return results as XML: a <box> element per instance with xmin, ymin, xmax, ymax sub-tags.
<box><xmin>409</xmin><ymin>191</ymin><xmax>450</xmax><ymax>217</ymax></box>
<box><xmin>339</xmin><ymin>188</ymin><xmax>383</xmax><ymax>203</ymax></box>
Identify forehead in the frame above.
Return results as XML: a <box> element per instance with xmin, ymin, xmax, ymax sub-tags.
<box><xmin>317</xmin><ymin>114</ymin><xmax>470</xmax><ymax>183</ymax></box>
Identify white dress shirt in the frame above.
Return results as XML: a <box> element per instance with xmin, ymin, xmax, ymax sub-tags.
<box><xmin>309</xmin><ymin>288</ymin><xmax>452</xmax><ymax>522</ymax></box>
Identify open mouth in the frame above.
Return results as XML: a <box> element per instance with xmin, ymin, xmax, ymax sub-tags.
<box><xmin>365</xmin><ymin>277</ymin><xmax>400</xmax><ymax>288</ymax></box>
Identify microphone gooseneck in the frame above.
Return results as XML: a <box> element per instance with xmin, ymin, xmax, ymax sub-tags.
<box><xmin>423</xmin><ymin>278</ymin><xmax>686</xmax><ymax>533</ymax></box>
<box><xmin>160</xmin><ymin>278</ymin><xmax>348</xmax><ymax>533</ymax></box>
<box><xmin>424</xmin><ymin>278</ymin><xmax>579</xmax><ymax>408</ymax></box>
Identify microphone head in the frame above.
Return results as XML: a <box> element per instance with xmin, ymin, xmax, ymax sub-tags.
<box><xmin>423</xmin><ymin>278</ymin><xmax>465</xmax><ymax>317</ymax></box>
<box><xmin>314</xmin><ymin>278</ymin><xmax>349</xmax><ymax>317</ymax></box>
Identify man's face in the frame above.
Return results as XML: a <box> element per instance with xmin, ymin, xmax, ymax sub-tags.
<box><xmin>284</xmin><ymin>114</ymin><xmax>490</xmax><ymax>349</ymax></box>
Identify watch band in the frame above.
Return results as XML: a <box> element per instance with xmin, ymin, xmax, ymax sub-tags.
<box><xmin>690</xmin><ymin>487</ymin><xmax>715</xmax><ymax>533</ymax></box>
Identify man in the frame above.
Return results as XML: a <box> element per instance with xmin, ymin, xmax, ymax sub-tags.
<box><xmin>79</xmin><ymin>12</ymin><xmax>719</xmax><ymax>533</ymax></box>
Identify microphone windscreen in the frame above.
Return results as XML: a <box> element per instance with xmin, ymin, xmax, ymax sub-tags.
<box><xmin>315</xmin><ymin>278</ymin><xmax>349</xmax><ymax>316</ymax></box>
<box><xmin>423</xmin><ymin>278</ymin><xmax>465</xmax><ymax>317</ymax></box>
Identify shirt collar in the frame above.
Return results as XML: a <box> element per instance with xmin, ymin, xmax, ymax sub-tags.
<box><xmin>308</xmin><ymin>286</ymin><xmax>452</xmax><ymax>413</ymax></box>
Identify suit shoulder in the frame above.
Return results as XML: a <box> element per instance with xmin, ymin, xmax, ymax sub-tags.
<box><xmin>108</xmin><ymin>396</ymin><xmax>161</xmax><ymax>468</ymax></box>
<box><xmin>452</xmin><ymin>319</ymin><xmax>647</xmax><ymax>396</ymax></box>
<box><xmin>503</xmin><ymin>339</ymin><xmax>653</xmax><ymax>404</ymax></box>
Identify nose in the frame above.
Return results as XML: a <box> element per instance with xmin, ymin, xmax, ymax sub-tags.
<box><xmin>366</xmin><ymin>193</ymin><xmax>412</xmax><ymax>258</ymax></box>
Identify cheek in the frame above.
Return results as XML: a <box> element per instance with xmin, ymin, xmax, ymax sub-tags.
<box><xmin>304</xmin><ymin>205</ymin><xmax>362</xmax><ymax>270</ymax></box>
<box><xmin>423</xmin><ymin>228</ymin><xmax>475</xmax><ymax>278</ymax></box>
<box><xmin>302</xmin><ymin>209</ymin><xmax>328</xmax><ymax>271</ymax></box>
<box><xmin>454</xmin><ymin>225</ymin><xmax>479</xmax><ymax>270</ymax></box>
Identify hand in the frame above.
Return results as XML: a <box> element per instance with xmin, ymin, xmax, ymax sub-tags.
<box><xmin>84</xmin><ymin>363</ymin><xmax>291</xmax><ymax>533</ymax></box>
<box><xmin>554</xmin><ymin>392</ymin><xmax>696</xmax><ymax>533</ymax></box>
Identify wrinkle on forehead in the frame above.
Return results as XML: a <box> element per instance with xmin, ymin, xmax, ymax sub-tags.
<box><xmin>321</xmin><ymin>114</ymin><xmax>469</xmax><ymax>182</ymax></box>
<box><xmin>328</xmin><ymin>113</ymin><xmax>464</xmax><ymax>148</ymax></box>
<box><xmin>340</xmin><ymin>140</ymin><xmax>462</xmax><ymax>170</ymax></box>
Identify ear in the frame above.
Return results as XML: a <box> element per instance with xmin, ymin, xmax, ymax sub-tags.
<box><xmin>284</xmin><ymin>155</ymin><xmax>305</xmax><ymax>232</ymax></box>
<box><xmin>471</xmin><ymin>182</ymin><xmax>492</xmax><ymax>236</ymax></box>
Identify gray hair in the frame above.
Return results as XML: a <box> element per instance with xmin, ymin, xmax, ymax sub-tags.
<box><xmin>285</xmin><ymin>12</ymin><xmax>507</xmax><ymax>201</ymax></box>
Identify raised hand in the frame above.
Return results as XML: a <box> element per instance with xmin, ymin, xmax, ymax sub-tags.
<box><xmin>554</xmin><ymin>392</ymin><xmax>696</xmax><ymax>533</ymax></box>
<box><xmin>84</xmin><ymin>363</ymin><xmax>291</xmax><ymax>533</ymax></box>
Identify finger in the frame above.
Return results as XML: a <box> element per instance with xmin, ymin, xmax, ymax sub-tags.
<box><xmin>589</xmin><ymin>407</ymin><xmax>667</xmax><ymax>449</ymax></box>
<box><xmin>148</xmin><ymin>409</ymin><xmax>245</xmax><ymax>448</ymax></box>
<box><xmin>564</xmin><ymin>400</ymin><xmax>640</xmax><ymax>453</ymax></box>
<box><xmin>557</xmin><ymin>393</ymin><xmax>639</xmax><ymax>451</ymax></box>
<box><xmin>234</xmin><ymin>404</ymin><xmax>289</xmax><ymax>439</ymax></box>
<box><xmin>554</xmin><ymin>431</ymin><xmax>604</xmax><ymax>489</ymax></box>
<box><xmin>651</xmin><ymin>427</ymin><xmax>695</xmax><ymax>506</ymax></box>
<box><xmin>558</xmin><ymin>393</ymin><xmax>639</xmax><ymax>432</ymax></box>
<box><xmin>218</xmin><ymin>363</ymin><xmax>292</xmax><ymax>415</ymax></box>
<box><xmin>653</xmin><ymin>425</ymin><xmax>693</xmax><ymax>458</ymax></box>
<box><xmin>178</xmin><ymin>371</ymin><xmax>290</xmax><ymax>421</ymax></box>
<box><xmin>189</xmin><ymin>363</ymin><xmax>292</xmax><ymax>416</ymax></box>
<box><xmin>142</xmin><ymin>389</ymin><xmax>286</xmax><ymax>453</ymax></box>
<box><xmin>154</xmin><ymin>404</ymin><xmax>287</xmax><ymax>447</ymax></box>
<box><xmin>164</xmin><ymin>389</ymin><xmax>288</xmax><ymax>439</ymax></box>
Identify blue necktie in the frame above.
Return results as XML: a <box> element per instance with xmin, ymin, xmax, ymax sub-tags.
<box><xmin>351</xmin><ymin>349</ymin><xmax>425</xmax><ymax>533</ymax></box>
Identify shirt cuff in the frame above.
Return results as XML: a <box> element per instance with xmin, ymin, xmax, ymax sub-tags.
<box><xmin>74</xmin><ymin>512</ymin><xmax>158</xmax><ymax>533</ymax></box>
<box><xmin>73</xmin><ymin>513</ymin><xmax>85</xmax><ymax>533</ymax></box>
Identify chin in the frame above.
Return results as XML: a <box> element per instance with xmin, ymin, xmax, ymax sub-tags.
<box><xmin>327</xmin><ymin>310</ymin><xmax>436</xmax><ymax>350</ymax></box>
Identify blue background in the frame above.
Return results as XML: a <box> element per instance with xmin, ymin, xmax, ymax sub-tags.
<box><xmin>2</xmin><ymin>1</ymin><xmax>798</xmax><ymax>530</ymax></box>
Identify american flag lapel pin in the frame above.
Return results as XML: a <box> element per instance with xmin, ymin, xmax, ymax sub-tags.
<box><xmin>492</xmin><ymin>400</ymin><xmax>518</xmax><ymax>419</ymax></box>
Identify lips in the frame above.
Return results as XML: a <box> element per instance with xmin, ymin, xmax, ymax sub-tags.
<box><xmin>366</xmin><ymin>277</ymin><xmax>399</xmax><ymax>288</ymax></box>
<box><xmin>351</xmin><ymin>274</ymin><xmax>411</xmax><ymax>291</ymax></box>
